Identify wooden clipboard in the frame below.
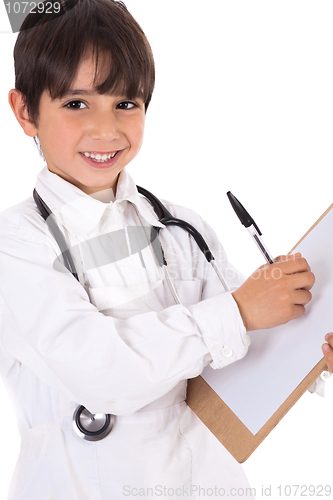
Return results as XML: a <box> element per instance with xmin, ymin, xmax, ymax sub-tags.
<box><xmin>186</xmin><ymin>203</ymin><xmax>332</xmax><ymax>463</ymax></box>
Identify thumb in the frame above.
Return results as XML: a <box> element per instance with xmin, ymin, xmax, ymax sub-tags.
<box><xmin>274</xmin><ymin>252</ymin><xmax>302</xmax><ymax>263</ymax></box>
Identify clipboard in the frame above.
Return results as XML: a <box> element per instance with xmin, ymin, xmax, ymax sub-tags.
<box><xmin>186</xmin><ymin>203</ymin><xmax>333</xmax><ymax>463</ymax></box>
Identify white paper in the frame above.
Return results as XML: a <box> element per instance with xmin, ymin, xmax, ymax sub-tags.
<box><xmin>202</xmin><ymin>207</ymin><xmax>333</xmax><ymax>435</ymax></box>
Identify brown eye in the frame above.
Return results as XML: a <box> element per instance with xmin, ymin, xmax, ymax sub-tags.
<box><xmin>117</xmin><ymin>101</ymin><xmax>137</xmax><ymax>110</ymax></box>
<box><xmin>65</xmin><ymin>100</ymin><xmax>87</xmax><ymax>110</ymax></box>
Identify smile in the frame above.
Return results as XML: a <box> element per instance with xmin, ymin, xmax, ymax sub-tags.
<box><xmin>81</xmin><ymin>151</ymin><xmax>118</xmax><ymax>162</ymax></box>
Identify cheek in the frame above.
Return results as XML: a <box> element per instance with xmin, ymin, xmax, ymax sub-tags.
<box><xmin>57</xmin><ymin>116</ymin><xmax>82</xmax><ymax>141</ymax></box>
<box><xmin>41</xmin><ymin>117</ymin><xmax>81</xmax><ymax>154</ymax></box>
<box><xmin>130</xmin><ymin>119</ymin><xmax>145</xmax><ymax>149</ymax></box>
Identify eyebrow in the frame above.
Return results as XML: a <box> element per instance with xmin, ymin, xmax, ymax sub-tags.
<box><xmin>57</xmin><ymin>88</ymin><xmax>145</xmax><ymax>102</ymax></box>
<box><xmin>61</xmin><ymin>89</ymin><xmax>97</xmax><ymax>97</ymax></box>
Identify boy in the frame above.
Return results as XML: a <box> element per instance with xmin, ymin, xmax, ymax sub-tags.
<box><xmin>0</xmin><ymin>0</ymin><xmax>321</xmax><ymax>498</ymax></box>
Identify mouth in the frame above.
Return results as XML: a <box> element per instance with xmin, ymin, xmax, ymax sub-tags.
<box><xmin>79</xmin><ymin>149</ymin><xmax>124</xmax><ymax>170</ymax></box>
<box><xmin>80</xmin><ymin>151</ymin><xmax>119</xmax><ymax>163</ymax></box>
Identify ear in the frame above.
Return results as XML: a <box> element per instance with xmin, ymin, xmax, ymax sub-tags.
<box><xmin>8</xmin><ymin>89</ymin><xmax>38</xmax><ymax>138</ymax></box>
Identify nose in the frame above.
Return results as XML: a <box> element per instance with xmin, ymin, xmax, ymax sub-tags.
<box><xmin>88</xmin><ymin>110</ymin><xmax>121</xmax><ymax>142</ymax></box>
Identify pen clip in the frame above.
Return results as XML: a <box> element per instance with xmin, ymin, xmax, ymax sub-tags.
<box><xmin>251</xmin><ymin>220</ymin><xmax>262</xmax><ymax>237</ymax></box>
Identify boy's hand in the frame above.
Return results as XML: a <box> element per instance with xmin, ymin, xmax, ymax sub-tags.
<box><xmin>322</xmin><ymin>333</ymin><xmax>333</xmax><ymax>373</ymax></box>
<box><xmin>232</xmin><ymin>253</ymin><xmax>315</xmax><ymax>332</ymax></box>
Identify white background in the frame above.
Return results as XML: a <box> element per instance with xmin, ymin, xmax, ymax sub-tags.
<box><xmin>1</xmin><ymin>1</ymin><xmax>333</xmax><ymax>498</ymax></box>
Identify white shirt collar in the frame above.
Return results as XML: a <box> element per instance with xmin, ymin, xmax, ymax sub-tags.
<box><xmin>34</xmin><ymin>166</ymin><xmax>165</xmax><ymax>236</ymax></box>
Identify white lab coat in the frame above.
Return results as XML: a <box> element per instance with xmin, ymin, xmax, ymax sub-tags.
<box><xmin>0</xmin><ymin>166</ymin><xmax>255</xmax><ymax>499</ymax></box>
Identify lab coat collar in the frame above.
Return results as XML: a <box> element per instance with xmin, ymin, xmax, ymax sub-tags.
<box><xmin>34</xmin><ymin>166</ymin><xmax>165</xmax><ymax>236</ymax></box>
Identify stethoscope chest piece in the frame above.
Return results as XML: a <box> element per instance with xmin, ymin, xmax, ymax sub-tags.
<box><xmin>73</xmin><ymin>405</ymin><xmax>115</xmax><ymax>441</ymax></box>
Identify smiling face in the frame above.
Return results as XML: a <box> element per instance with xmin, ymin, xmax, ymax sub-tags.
<box><xmin>34</xmin><ymin>52</ymin><xmax>146</xmax><ymax>195</ymax></box>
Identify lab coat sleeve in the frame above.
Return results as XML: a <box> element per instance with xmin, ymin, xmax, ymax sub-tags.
<box><xmin>160</xmin><ymin>200</ymin><xmax>250</xmax><ymax>369</ymax></box>
<box><xmin>198</xmin><ymin>215</ymin><xmax>251</xmax><ymax>367</ymax></box>
<box><xmin>308</xmin><ymin>371</ymin><xmax>331</xmax><ymax>397</ymax></box>
<box><xmin>0</xmin><ymin>210</ymin><xmax>247</xmax><ymax>416</ymax></box>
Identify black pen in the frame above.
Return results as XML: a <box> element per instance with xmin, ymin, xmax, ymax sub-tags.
<box><xmin>227</xmin><ymin>191</ymin><xmax>275</xmax><ymax>264</ymax></box>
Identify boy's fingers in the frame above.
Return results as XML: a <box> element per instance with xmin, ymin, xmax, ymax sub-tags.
<box><xmin>274</xmin><ymin>252</ymin><xmax>302</xmax><ymax>263</ymax></box>
<box><xmin>256</xmin><ymin>257</ymin><xmax>311</xmax><ymax>277</ymax></box>
<box><xmin>291</xmin><ymin>304</ymin><xmax>306</xmax><ymax>321</ymax></box>
<box><xmin>274</xmin><ymin>255</ymin><xmax>287</xmax><ymax>263</ymax></box>
<box><xmin>289</xmin><ymin>270</ymin><xmax>316</xmax><ymax>291</ymax></box>
<box><xmin>259</xmin><ymin>253</ymin><xmax>305</xmax><ymax>270</ymax></box>
<box><xmin>293</xmin><ymin>289</ymin><xmax>312</xmax><ymax>306</ymax></box>
<box><xmin>322</xmin><ymin>343</ymin><xmax>333</xmax><ymax>373</ymax></box>
<box><xmin>325</xmin><ymin>332</ymin><xmax>333</xmax><ymax>347</ymax></box>
<box><xmin>276</xmin><ymin>256</ymin><xmax>311</xmax><ymax>275</ymax></box>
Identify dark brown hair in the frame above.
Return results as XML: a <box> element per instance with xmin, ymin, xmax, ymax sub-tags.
<box><xmin>14</xmin><ymin>0</ymin><xmax>155</xmax><ymax>128</ymax></box>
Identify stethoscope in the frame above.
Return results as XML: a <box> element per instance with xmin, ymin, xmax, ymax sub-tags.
<box><xmin>33</xmin><ymin>186</ymin><xmax>230</xmax><ymax>441</ymax></box>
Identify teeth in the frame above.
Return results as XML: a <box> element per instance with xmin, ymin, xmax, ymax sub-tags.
<box><xmin>83</xmin><ymin>152</ymin><xmax>118</xmax><ymax>162</ymax></box>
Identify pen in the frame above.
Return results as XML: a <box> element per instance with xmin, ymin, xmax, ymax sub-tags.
<box><xmin>227</xmin><ymin>191</ymin><xmax>275</xmax><ymax>264</ymax></box>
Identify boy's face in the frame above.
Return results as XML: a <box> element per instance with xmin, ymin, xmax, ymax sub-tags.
<box><xmin>32</xmin><ymin>52</ymin><xmax>146</xmax><ymax>195</ymax></box>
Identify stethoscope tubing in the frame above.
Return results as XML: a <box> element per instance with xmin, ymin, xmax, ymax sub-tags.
<box><xmin>137</xmin><ymin>186</ymin><xmax>214</xmax><ymax>262</ymax></box>
<box><xmin>33</xmin><ymin>189</ymin><xmax>79</xmax><ymax>281</ymax></box>
<box><xmin>33</xmin><ymin>185</ymin><xmax>230</xmax><ymax>441</ymax></box>
<box><xmin>136</xmin><ymin>186</ymin><xmax>230</xmax><ymax>293</ymax></box>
